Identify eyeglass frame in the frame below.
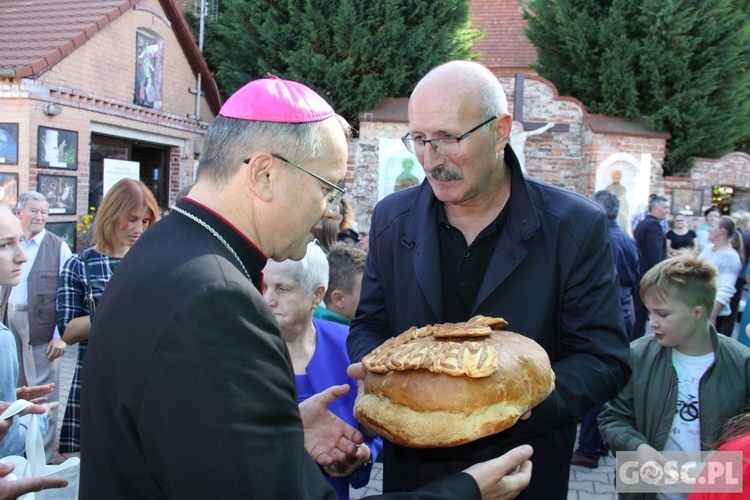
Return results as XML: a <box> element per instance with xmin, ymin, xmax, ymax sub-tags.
<box><xmin>401</xmin><ymin>115</ymin><xmax>499</xmax><ymax>156</ymax></box>
<box><xmin>243</xmin><ymin>153</ymin><xmax>347</xmax><ymax>210</ymax></box>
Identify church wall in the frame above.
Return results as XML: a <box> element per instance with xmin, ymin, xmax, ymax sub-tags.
<box><xmin>666</xmin><ymin>153</ymin><xmax>750</xmax><ymax>229</ymax></box>
<box><xmin>500</xmin><ymin>75</ymin><xmax>588</xmax><ymax>193</ymax></box>
<box><xmin>588</xmin><ymin>133</ymin><xmax>667</xmax><ymax>219</ymax></box>
<box><xmin>347</xmin><ymin>76</ymin><xmax>747</xmax><ymax>228</ymax></box>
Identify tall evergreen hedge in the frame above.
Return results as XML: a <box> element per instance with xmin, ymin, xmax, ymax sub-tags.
<box><xmin>526</xmin><ymin>0</ymin><xmax>750</xmax><ymax>175</ymax></box>
<box><xmin>192</xmin><ymin>1</ymin><xmax>479</xmax><ymax>132</ymax></box>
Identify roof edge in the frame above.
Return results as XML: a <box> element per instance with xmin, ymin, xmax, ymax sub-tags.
<box><xmin>5</xmin><ymin>0</ymin><xmax>139</xmax><ymax>79</ymax></box>
<box><xmin>585</xmin><ymin>114</ymin><xmax>672</xmax><ymax>139</ymax></box>
<box><xmin>359</xmin><ymin>97</ymin><xmax>409</xmax><ymax>123</ymax></box>
<box><xmin>692</xmin><ymin>151</ymin><xmax>750</xmax><ymax>163</ymax></box>
<box><xmin>160</xmin><ymin>0</ymin><xmax>221</xmax><ymax>116</ymax></box>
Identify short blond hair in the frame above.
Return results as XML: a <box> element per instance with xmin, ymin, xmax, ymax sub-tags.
<box><xmin>639</xmin><ymin>253</ymin><xmax>717</xmax><ymax>312</ymax></box>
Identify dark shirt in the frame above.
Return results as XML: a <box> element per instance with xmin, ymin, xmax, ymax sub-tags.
<box><xmin>666</xmin><ymin>229</ymin><xmax>697</xmax><ymax>251</ymax></box>
<box><xmin>633</xmin><ymin>214</ymin><xmax>667</xmax><ymax>275</ymax></box>
<box><xmin>438</xmin><ymin>204</ymin><xmax>508</xmax><ymax>322</ymax></box>
<box><xmin>337</xmin><ymin>228</ymin><xmax>360</xmax><ymax>246</ymax></box>
<box><xmin>739</xmin><ymin>228</ymin><xmax>750</xmax><ymax>266</ymax></box>
<box><xmin>609</xmin><ymin>220</ymin><xmax>639</xmax><ymax>315</ymax></box>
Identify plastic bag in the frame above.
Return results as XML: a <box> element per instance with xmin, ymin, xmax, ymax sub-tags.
<box><xmin>0</xmin><ymin>399</ymin><xmax>79</xmax><ymax>499</ymax></box>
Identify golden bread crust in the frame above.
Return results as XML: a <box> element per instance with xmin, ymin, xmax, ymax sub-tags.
<box><xmin>355</xmin><ymin>318</ymin><xmax>555</xmax><ymax>448</ymax></box>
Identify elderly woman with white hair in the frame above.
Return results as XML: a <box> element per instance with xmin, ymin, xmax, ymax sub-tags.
<box><xmin>262</xmin><ymin>242</ymin><xmax>381</xmax><ymax>500</ymax></box>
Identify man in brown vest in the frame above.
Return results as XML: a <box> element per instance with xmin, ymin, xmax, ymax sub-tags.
<box><xmin>1</xmin><ymin>191</ymin><xmax>72</xmax><ymax>461</ymax></box>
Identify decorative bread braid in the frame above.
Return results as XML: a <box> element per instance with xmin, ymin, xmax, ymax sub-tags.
<box><xmin>362</xmin><ymin>317</ymin><xmax>507</xmax><ymax>378</ymax></box>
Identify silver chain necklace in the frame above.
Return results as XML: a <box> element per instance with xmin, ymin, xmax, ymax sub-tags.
<box><xmin>171</xmin><ymin>205</ymin><xmax>251</xmax><ymax>280</ymax></box>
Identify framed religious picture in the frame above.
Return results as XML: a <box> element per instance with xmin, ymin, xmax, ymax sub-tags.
<box><xmin>377</xmin><ymin>138</ymin><xmax>423</xmax><ymax>201</ymax></box>
<box><xmin>0</xmin><ymin>172</ymin><xmax>19</xmax><ymax>206</ymax></box>
<box><xmin>37</xmin><ymin>126</ymin><xmax>78</xmax><ymax>170</ymax></box>
<box><xmin>0</xmin><ymin>123</ymin><xmax>19</xmax><ymax>165</ymax></box>
<box><xmin>46</xmin><ymin>221</ymin><xmax>77</xmax><ymax>252</ymax></box>
<box><xmin>671</xmin><ymin>188</ymin><xmax>704</xmax><ymax>216</ymax></box>
<box><xmin>37</xmin><ymin>174</ymin><xmax>77</xmax><ymax>215</ymax></box>
<box><xmin>134</xmin><ymin>30</ymin><xmax>164</xmax><ymax>110</ymax></box>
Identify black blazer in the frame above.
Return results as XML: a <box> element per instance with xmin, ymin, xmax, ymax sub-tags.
<box><xmin>634</xmin><ymin>214</ymin><xmax>667</xmax><ymax>275</ymax></box>
<box><xmin>348</xmin><ymin>145</ymin><xmax>631</xmax><ymax>497</ymax></box>
<box><xmin>79</xmin><ymin>199</ymin><xmax>480</xmax><ymax>499</ymax></box>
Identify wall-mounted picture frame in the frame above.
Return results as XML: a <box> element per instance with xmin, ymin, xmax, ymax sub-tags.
<box><xmin>0</xmin><ymin>123</ymin><xmax>19</xmax><ymax>165</ymax></box>
<box><xmin>37</xmin><ymin>126</ymin><xmax>78</xmax><ymax>170</ymax></box>
<box><xmin>37</xmin><ymin>174</ymin><xmax>77</xmax><ymax>215</ymax></box>
<box><xmin>0</xmin><ymin>172</ymin><xmax>19</xmax><ymax>206</ymax></box>
<box><xmin>134</xmin><ymin>30</ymin><xmax>164</xmax><ymax>110</ymax></box>
<box><xmin>671</xmin><ymin>188</ymin><xmax>704</xmax><ymax>216</ymax></box>
<box><xmin>46</xmin><ymin>221</ymin><xmax>77</xmax><ymax>253</ymax></box>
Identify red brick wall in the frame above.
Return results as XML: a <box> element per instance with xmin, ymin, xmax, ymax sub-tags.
<box><xmin>672</xmin><ymin>153</ymin><xmax>750</xmax><ymax>227</ymax></box>
<box><xmin>347</xmin><ymin>73</ymin><xmax>750</xmax><ymax>227</ymax></box>
<box><xmin>0</xmin><ymin>0</ymin><xmax>214</xmax><ymax>220</ymax></box>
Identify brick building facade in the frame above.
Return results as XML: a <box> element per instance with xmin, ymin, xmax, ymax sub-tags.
<box><xmin>0</xmin><ymin>0</ymin><xmax>218</xmax><ymax>242</ymax></box>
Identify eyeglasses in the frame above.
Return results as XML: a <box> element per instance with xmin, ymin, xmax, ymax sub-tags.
<box><xmin>243</xmin><ymin>154</ymin><xmax>346</xmax><ymax>210</ymax></box>
<box><xmin>401</xmin><ymin>116</ymin><xmax>498</xmax><ymax>156</ymax></box>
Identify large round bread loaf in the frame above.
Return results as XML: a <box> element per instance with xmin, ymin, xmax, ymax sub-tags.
<box><xmin>355</xmin><ymin>320</ymin><xmax>555</xmax><ymax>448</ymax></box>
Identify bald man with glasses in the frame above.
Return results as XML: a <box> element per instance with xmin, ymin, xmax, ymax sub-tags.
<box><xmin>348</xmin><ymin>60</ymin><xmax>631</xmax><ymax>499</ymax></box>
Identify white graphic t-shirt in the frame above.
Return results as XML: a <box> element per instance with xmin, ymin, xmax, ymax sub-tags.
<box><xmin>657</xmin><ymin>349</ymin><xmax>714</xmax><ymax>500</ymax></box>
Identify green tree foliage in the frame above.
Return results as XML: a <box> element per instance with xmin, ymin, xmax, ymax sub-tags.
<box><xmin>525</xmin><ymin>0</ymin><xmax>750</xmax><ymax>175</ymax></box>
<box><xmin>190</xmin><ymin>0</ymin><xmax>479</xmax><ymax>132</ymax></box>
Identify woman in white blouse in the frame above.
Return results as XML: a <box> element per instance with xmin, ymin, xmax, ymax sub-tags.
<box><xmin>699</xmin><ymin>215</ymin><xmax>743</xmax><ymax>335</ymax></box>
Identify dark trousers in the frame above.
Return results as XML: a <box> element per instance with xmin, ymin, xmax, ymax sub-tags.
<box><xmin>577</xmin><ymin>406</ymin><xmax>604</xmax><ymax>461</ymax></box>
<box><xmin>715</xmin><ymin>314</ymin><xmax>733</xmax><ymax>337</ymax></box>
<box><xmin>577</xmin><ymin>312</ymin><xmax>631</xmax><ymax>461</ymax></box>
<box><xmin>719</xmin><ymin>277</ymin><xmax>745</xmax><ymax>336</ymax></box>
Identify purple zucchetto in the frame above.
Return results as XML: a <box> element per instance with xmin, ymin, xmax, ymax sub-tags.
<box><xmin>219</xmin><ymin>73</ymin><xmax>334</xmax><ymax>124</ymax></box>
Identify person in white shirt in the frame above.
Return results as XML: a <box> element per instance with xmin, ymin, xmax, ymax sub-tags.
<box><xmin>696</xmin><ymin>206</ymin><xmax>721</xmax><ymax>252</ymax></box>
<box><xmin>0</xmin><ymin>191</ymin><xmax>72</xmax><ymax>461</ymax></box>
<box><xmin>699</xmin><ymin>215</ymin><xmax>743</xmax><ymax>335</ymax></box>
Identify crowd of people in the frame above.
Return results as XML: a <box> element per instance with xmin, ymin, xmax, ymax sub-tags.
<box><xmin>1</xmin><ymin>61</ymin><xmax>750</xmax><ymax>500</ymax></box>
<box><xmin>572</xmin><ymin>192</ymin><xmax>750</xmax><ymax>499</ymax></box>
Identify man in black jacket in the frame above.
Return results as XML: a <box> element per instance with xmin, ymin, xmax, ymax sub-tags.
<box><xmin>348</xmin><ymin>60</ymin><xmax>631</xmax><ymax>499</ymax></box>
<box><xmin>632</xmin><ymin>194</ymin><xmax>669</xmax><ymax>339</ymax></box>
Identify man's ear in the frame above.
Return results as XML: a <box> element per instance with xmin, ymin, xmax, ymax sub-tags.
<box><xmin>245</xmin><ymin>153</ymin><xmax>276</xmax><ymax>203</ymax></box>
<box><xmin>312</xmin><ymin>283</ymin><xmax>326</xmax><ymax>307</ymax></box>
<box><xmin>496</xmin><ymin>113</ymin><xmax>513</xmax><ymax>151</ymax></box>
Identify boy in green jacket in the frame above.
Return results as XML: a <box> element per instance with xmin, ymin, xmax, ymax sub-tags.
<box><xmin>599</xmin><ymin>253</ymin><xmax>750</xmax><ymax>499</ymax></box>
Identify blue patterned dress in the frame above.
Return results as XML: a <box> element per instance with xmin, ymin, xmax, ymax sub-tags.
<box><xmin>56</xmin><ymin>247</ymin><xmax>121</xmax><ymax>453</ymax></box>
